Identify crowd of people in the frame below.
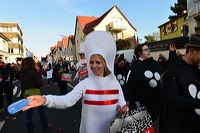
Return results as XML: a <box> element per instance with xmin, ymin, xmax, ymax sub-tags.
<box><xmin>0</xmin><ymin>31</ymin><xmax>200</xmax><ymax>133</ymax></box>
<box><xmin>0</xmin><ymin>61</ymin><xmax>19</xmax><ymax>114</ymax></box>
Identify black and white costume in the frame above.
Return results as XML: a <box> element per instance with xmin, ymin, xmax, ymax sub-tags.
<box><xmin>162</xmin><ymin>59</ymin><xmax>200</xmax><ymax>133</ymax></box>
<box><xmin>126</xmin><ymin>57</ymin><xmax>163</xmax><ymax>121</ymax></box>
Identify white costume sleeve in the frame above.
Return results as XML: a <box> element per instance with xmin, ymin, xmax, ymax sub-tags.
<box><xmin>44</xmin><ymin>81</ymin><xmax>85</xmax><ymax>109</ymax></box>
<box><xmin>117</xmin><ymin>82</ymin><xmax>126</xmax><ymax>107</ymax></box>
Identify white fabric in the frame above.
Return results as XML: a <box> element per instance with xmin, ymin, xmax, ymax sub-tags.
<box><xmin>45</xmin><ymin>31</ymin><xmax>126</xmax><ymax>133</ymax></box>
<box><xmin>26</xmin><ymin>51</ymin><xmax>33</xmax><ymax>57</ymax></box>
<box><xmin>45</xmin><ymin>76</ymin><xmax>126</xmax><ymax>133</ymax></box>
<box><xmin>76</xmin><ymin>59</ymin><xmax>87</xmax><ymax>69</ymax></box>
<box><xmin>46</xmin><ymin>61</ymin><xmax>53</xmax><ymax>79</ymax></box>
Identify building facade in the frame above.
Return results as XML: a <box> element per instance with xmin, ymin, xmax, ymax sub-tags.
<box><xmin>0</xmin><ymin>33</ymin><xmax>10</xmax><ymax>63</ymax></box>
<box><xmin>158</xmin><ymin>12</ymin><xmax>188</xmax><ymax>40</ymax></box>
<box><xmin>187</xmin><ymin>0</ymin><xmax>200</xmax><ymax>34</ymax></box>
<box><xmin>0</xmin><ymin>22</ymin><xmax>24</xmax><ymax>63</ymax></box>
<box><xmin>74</xmin><ymin>6</ymin><xmax>137</xmax><ymax>60</ymax></box>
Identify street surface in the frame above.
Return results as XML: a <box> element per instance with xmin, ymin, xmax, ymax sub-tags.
<box><xmin>0</xmin><ymin>79</ymin><xmax>81</xmax><ymax>133</ymax></box>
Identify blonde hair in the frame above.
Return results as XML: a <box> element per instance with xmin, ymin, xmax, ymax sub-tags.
<box><xmin>94</xmin><ymin>54</ymin><xmax>111</xmax><ymax>77</ymax></box>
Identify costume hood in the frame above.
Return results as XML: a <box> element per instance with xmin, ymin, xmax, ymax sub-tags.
<box><xmin>84</xmin><ymin>31</ymin><xmax>116</xmax><ymax>77</ymax></box>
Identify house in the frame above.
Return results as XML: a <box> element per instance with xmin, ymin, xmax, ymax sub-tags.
<box><xmin>67</xmin><ymin>35</ymin><xmax>75</xmax><ymax>61</ymax></box>
<box><xmin>187</xmin><ymin>0</ymin><xmax>200</xmax><ymax>34</ymax></box>
<box><xmin>74</xmin><ymin>16</ymin><xmax>97</xmax><ymax>59</ymax></box>
<box><xmin>50</xmin><ymin>35</ymin><xmax>75</xmax><ymax>62</ymax></box>
<box><xmin>74</xmin><ymin>5</ymin><xmax>137</xmax><ymax>60</ymax></box>
<box><xmin>146</xmin><ymin>12</ymin><xmax>189</xmax><ymax>60</ymax></box>
<box><xmin>0</xmin><ymin>33</ymin><xmax>10</xmax><ymax>63</ymax></box>
<box><xmin>0</xmin><ymin>22</ymin><xmax>24</xmax><ymax>63</ymax></box>
<box><xmin>158</xmin><ymin>12</ymin><xmax>188</xmax><ymax>41</ymax></box>
<box><xmin>61</xmin><ymin>35</ymin><xmax>75</xmax><ymax>61</ymax></box>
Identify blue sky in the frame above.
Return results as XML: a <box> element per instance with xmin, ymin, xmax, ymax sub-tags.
<box><xmin>0</xmin><ymin>0</ymin><xmax>177</xmax><ymax>58</ymax></box>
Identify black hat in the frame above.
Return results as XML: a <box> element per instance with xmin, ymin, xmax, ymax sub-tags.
<box><xmin>187</xmin><ymin>34</ymin><xmax>200</xmax><ymax>48</ymax></box>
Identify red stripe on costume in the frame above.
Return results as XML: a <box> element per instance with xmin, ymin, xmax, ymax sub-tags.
<box><xmin>84</xmin><ymin>99</ymin><xmax>118</xmax><ymax>105</ymax></box>
<box><xmin>85</xmin><ymin>89</ymin><xmax>119</xmax><ymax>95</ymax></box>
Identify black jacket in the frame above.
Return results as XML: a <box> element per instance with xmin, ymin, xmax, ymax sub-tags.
<box><xmin>19</xmin><ymin>68</ymin><xmax>43</xmax><ymax>92</ymax></box>
<box><xmin>161</xmin><ymin>59</ymin><xmax>200</xmax><ymax>133</ymax></box>
<box><xmin>126</xmin><ymin>57</ymin><xmax>163</xmax><ymax>121</ymax></box>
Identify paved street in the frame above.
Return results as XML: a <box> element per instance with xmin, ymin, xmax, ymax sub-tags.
<box><xmin>0</xmin><ymin>79</ymin><xmax>81</xmax><ymax>133</ymax></box>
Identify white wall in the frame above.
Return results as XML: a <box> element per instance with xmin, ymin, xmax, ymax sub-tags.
<box><xmin>95</xmin><ymin>7</ymin><xmax>136</xmax><ymax>40</ymax></box>
<box><xmin>151</xmin><ymin>48</ymin><xmax>186</xmax><ymax>60</ymax></box>
<box><xmin>0</xmin><ymin>38</ymin><xmax>8</xmax><ymax>52</ymax></box>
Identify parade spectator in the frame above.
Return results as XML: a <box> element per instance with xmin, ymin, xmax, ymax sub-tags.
<box><xmin>166</xmin><ymin>44</ymin><xmax>179</xmax><ymax>67</ymax></box>
<box><xmin>53</xmin><ymin>57</ymin><xmax>69</xmax><ymax>95</ymax></box>
<box><xmin>158</xmin><ymin>44</ymin><xmax>181</xmax><ymax>71</ymax></box>
<box><xmin>126</xmin><ymin>43</ymin><xmax>163</xmax><ymax>131</ymax></box>
<box><xmin>114</xmin><ymin>55</ymin><xmax>130</xmax><ymax>100</ymax></box>
<box><xmin>157</xmin><ymin>53</ymin><xmax>167</xmax><ymax>70</ymax></box>
<box><xmin>74</xmin><ymin>42</ymin><xmax>88</xmax><ymax>81</ymax></box>
<box><xmin>22</xmin><ymin>31</ymin><xmax>127</xmax><ymax>133</ymax></box>
<box><xmin>46</xmin><ymin>56</ymin><xmax>53</xmax><ymax>85</ymax></box>
<box><xmin>176</xmin><ymin>50</ymin><xmax>183</xmax><ymax>59</ymax></box>
<box><xmin>161</xmin><ymin>33</ymin><xmax>200</xmax><ymax>133</ymax></box>
<box><xmin>41</xmin><ymin>57</ymin><xmax>48</xmax><ymax>78</ymax></box>
<box><xmin>0</xmin><ymin>59</ymin><xmax>5</xmax><ymax>114</ymax></box>
<box><xmin>11</xmin><ymin>63</ymin><xmax>19</xmax><ymax>81</ymax></box>
<box><xmin>19</xmin><ymin>57</ymin><xmax>49</xmax><ymax>133</ymax></box>
<box><xmin>4</xmin><ymin>63</ymin><xmax>14</xmax><ymax>107</ymax></box>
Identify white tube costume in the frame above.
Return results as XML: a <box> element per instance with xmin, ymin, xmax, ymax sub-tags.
<box><xmin>44</xmin><ymin>31</ymin><xmax>126</xmax><ymax>133</ymax></box>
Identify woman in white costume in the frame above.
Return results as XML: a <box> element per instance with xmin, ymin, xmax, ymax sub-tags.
<box><xmin>23</xmin><ymin>31</ymin><xmax>127</xmax><ymax>133</ymax></box>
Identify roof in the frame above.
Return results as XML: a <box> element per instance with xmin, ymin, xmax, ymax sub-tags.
<box><xmin>83</xmin><ymin>5</ymin><xmax>137</xmax><ymax>34</ymax></box>
<box><xmin>77</xmin><ymin>16</ymin><xmax>97</xmax><ymax>31</ymax></box>
<box><xmin>158</xmin><ymin>13</ymin><xmax>187</xmax><ymax>28</ymax></box>
<box><xmin>62</xmin><ymin>37</ymin><xmax>69</xmax><ymax>48</ymax></box>
<box><xmin>69</xmin><ymin>35</ymin><xmax>75</xmax><ymax>45</ymax></box>
<box><xmin>57</xmin><ymin>41</ymin><xmax>62</xmax><ymax>48</ymax></box>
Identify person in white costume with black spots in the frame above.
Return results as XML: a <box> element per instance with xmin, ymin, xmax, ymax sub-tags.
<box><xmin>23</xmin><ymin>31</ymin><xmax>128</xmax><ymax>133</ymax></box>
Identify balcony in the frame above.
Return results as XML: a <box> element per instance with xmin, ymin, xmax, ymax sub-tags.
<box><xmin>109</xmin><ymin>21</ymin><xmax>126</xmax><ymax>32</ymax></box>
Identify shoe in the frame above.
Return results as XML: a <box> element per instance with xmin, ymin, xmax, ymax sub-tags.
<box><xmin>0</xmin><ymin>108</ymin><xmax>4</xmax><ymax>113</ymax></box>
<box><xmin>53</xmin><ymin>82</ymin><xmax>57</xmax><ymax>85</ymax></box>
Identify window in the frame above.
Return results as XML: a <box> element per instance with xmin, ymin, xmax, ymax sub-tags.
<box><xmin>183</xmin><ymin>25</ymin><xmax>189</xmax><ymax>36</ymax></box>
<box><xmin>171</xmin><ymin>21</ymin><xmax>177</xmax><ymax>32</ymax></box>
<box><xmin>163</xmin><ymin>26</ymin><xmax>167</xmax><ymax>35</ymax></box>
<box><xmin>11</xmin><ymin>49</ymin><xmax>13</xmax><ymax>53</ymax></box>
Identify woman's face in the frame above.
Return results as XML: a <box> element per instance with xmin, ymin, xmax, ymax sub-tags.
<box><xmin>139</xmin><ymin>45</ymin><xmax>151</xmax><ymax>60</ymax></box>
<box><xmin>90</xmin><ymin>55</ymin><xmax>105</xmax><ymax>77</ymax></box>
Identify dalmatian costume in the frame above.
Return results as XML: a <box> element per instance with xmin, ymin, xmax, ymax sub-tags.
<box><xmin>44</xmin><ymin>31</ymin><xmax>126</xmax><ymax>133</ymax></box>
<box><xmin>126</xmin><ymin>57</ymin><xmax>163</xmax><ymax>121</ymax></box>
<box><xmin>162</xmin><ymin>59</ymin><xmax>200</xmax><ymax>133</ymax></box>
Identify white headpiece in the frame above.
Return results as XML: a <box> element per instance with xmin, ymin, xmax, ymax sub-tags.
<box><xmin>26</xmin><ymin>51</ymin><xmax>33</xmax><ymax>57</ymax></box>
<box><xmin>84</xmin><ymin>31</ymin><xmax>116</xmax><ymax>77</ymax></box>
